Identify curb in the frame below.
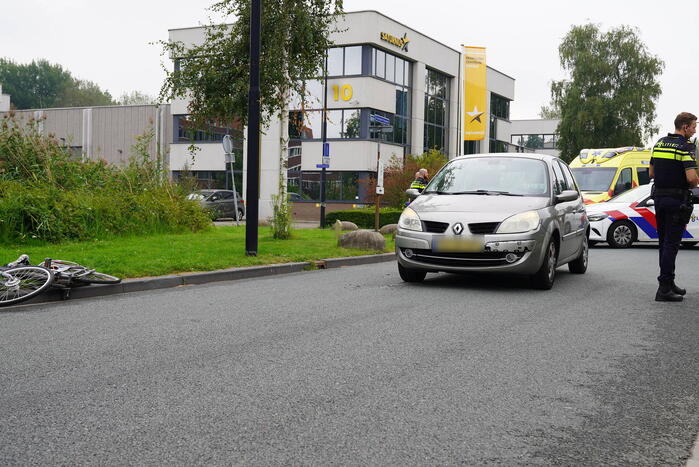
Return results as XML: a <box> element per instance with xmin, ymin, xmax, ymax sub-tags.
<box><xmin>14</xmin><ymin>253</ymin><xmax>396</xmax><ymax>308</ymax></box>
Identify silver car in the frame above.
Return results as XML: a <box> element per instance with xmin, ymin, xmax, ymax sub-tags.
<box><xmin>396</xmin><ymin>153</ymin><xmax>589</xmax><ymax>289</ymax></box>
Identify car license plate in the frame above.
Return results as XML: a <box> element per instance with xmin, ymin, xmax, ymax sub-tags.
<box><xmin>433</xmin><ymin>236</ymin><xmax>484</xmax><ymax>253</ymax></box>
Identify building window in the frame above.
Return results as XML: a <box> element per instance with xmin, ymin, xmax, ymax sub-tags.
<box><xmin>289</xmin><ymin>109</ymin><xmax>362</xmax><ymax>140</ymax></box>
<box><xmin>174</xmin><ymin>115</ymin><xmax>243</xmax><ymax>143</ymax></box>
<box><xmin>371</xmin><ymin>47</ymin><xmax>410</xmax><ymax>86</ymax></box>
<box><xmin>369</xmin><ymin>109</ymin><xmax>408</xmax><ymax>146</ymax></box>
<box><xmin>490</xmin><ymin>93</ymin><xmax>510</xmax><ymax>120</ymax></box>
<box><xmin>326</xmin><ymin>46</ymin><xmax>363</xmax><ymax>77</ymax></box>
<box><xmin>286</xmin><ymin>171</ymin><xmax>369</xmax><ymax>202</ymax></box>
<box><xmin>424</xmin><ymin>68</ymin><xmax>450</xmax><ymax>153</ymax></box>
<box><xmin>510</xmin><ymin>134</ymin><xmax>559</xmax><ymax>150</ymax></box>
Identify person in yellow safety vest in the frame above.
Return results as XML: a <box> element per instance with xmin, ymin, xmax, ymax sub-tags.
<box><xmin>409</xmin><ymin>168</ymin><xmax>429</xmax><ymax>193</ymax></box>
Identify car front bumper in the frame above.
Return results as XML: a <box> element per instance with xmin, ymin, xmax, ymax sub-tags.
<box><xmin>395</xmin><ymin>227</ymin><xmax>549</xmax><ymax>275</ymax></box>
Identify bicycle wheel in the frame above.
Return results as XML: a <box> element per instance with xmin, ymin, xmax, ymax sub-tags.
<box><xmin>0</xmin><ymin>266</ymin><xmax>53</xmax><ymax>307</ymax></box>
<box><xmin>73</xmin><ymin>271</ymin><xmax>121</xmax><ymax>285</ymax></box>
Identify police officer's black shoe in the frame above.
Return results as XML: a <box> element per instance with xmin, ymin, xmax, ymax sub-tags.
<box><xmin>672</xmin><ymin>282</ymin><xmax>687</xmax><ymax>296</ymax></box>
<box><xmin>655</xmin><ymin>287</ymin><xmax>684</xmax><ymax>302</ymax></box>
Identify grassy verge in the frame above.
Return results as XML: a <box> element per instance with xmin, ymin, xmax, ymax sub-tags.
<box><xmin>0</xmin><ymin>226</ymin><xmax>395</xmax><ymax>279</ymax></box>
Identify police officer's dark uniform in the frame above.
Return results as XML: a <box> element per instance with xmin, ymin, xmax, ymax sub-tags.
<box><xmin>650</xmin><ymin>133</ymin><xmax>697</xmax><ymax>301</ymax></box>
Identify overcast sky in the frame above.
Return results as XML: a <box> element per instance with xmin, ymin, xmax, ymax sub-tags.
<box><xmin>2</xmin><ymin>0</ymin><xmax>697</xmax><ymax>140</ymax></box>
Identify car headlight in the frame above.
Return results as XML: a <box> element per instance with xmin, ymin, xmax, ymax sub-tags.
<box><xmin>587</xmin><ymin>212</ymin><xmax>608</xmax><ymax>222</ymax></box>
<box><xmin>398</xmin><ymin>207</ymin><xmax>423</xmax><ymax>232</ymax></box>
<box><xmin>496</xmin><ymin>211</ymin><xmax>541</xmax><ymax>234</ymax></box>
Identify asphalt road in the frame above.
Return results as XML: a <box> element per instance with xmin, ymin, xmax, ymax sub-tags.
<box><xmin>1</xmin><ymin>246</ymin><xmax>699</xmax><ymax>465</ymax></box>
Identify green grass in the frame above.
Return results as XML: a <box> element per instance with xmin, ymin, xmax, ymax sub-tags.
<box><xmin>0</xmin><ymin>226</ymin><xmax>395</xmax><ymax>279</ymax></box>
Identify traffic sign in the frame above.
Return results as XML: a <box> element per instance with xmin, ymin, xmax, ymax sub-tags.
<box><xmin>316</xmin><ymin>163</ymin><xmax>329</xmax><ymax>169</ymax></box>
<box><xmin>323</xmin><ymin>142</ymin><xmax>330</xmax><ymax>157</ymax></box>
<box><xmin>222</xmin><ymin>134</ymin><xmax>233</xmax><ymax>154</ymax></box>
<box><xmin>370</xmin><ymin>114</ymin><xmax>391</xmax><ymax>126</ymax></box>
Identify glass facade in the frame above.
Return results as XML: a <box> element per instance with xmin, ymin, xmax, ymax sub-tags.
<box><xmin>372</xmin><ymin>47</ymin><xmax>410</xmax><ymax>86</ymax></box>
<box><xmin>510</xmin><ymin>134</ymin><xmax>559</xmax><ymax>150</ymax></box>
<box><xmin>287</xmin><ymin>169</ymin><xmax>371</xmax><ymax>202</ymax></box>
<box><xmin>326</xmin><ymin>46</ymin><xmax>363</xmax><ymax>76</ymax></box>
<box><xmin>424</xmin><ymin>69</ymin><xmax>449</xmax><ymax>153</ymax></box>
<box><xmin>173</xmin><ymin>115</ymin><xmax>243</xmax><ymax>143</ymax></box>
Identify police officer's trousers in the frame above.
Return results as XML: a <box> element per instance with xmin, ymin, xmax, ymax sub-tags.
<box><xmin>655</xmin><ymin>196</ymin><xmax>685</xmax><ymax>287</ymax></box>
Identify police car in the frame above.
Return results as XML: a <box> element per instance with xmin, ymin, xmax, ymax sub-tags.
<box><xmin>586</xmin><ymin>183</ymin><xmax>699</xmax><ymax>248</ymax></box>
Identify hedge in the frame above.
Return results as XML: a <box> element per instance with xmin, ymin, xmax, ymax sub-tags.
<box><xmin>326</xmin><ymin>207</ymin><xmax>403</xmax><ymax>229</ymax></box>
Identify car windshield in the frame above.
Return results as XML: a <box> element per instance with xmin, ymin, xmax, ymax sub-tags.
<box><xmin>570</xmin><ymin>168</ymin><xmax>616</xmax><ymax>192</ymax></box>
<box><xmin>186</xmin><ymin>190</ymin><xmax>214</xmax><ymax>201</ymax></box>
<box><xmin>607</xmin><ymin>184</ymin><xmax>652</xmax><ymax>203</ymax></box>
<box><xmin>424</xmin><ymin>157</ymin><xmax>550</xmax><ymax>197</ymax></box>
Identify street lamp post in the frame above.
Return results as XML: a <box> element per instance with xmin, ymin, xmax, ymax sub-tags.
<box><xmin>370</xmin><ymin>114</ymin><xmax>391</xmax><ymax>231</ymax></box>
<box><xmin>245</xmin><ymin>0</ymin><xmax>262</xmax><ymax>256</ymax></box>
<box><xmin>319</xmin><ymin>56</ymin><xmax>329</xmax><ymax>228</ymax></box>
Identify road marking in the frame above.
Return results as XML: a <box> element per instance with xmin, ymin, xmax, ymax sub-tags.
<box><xmin>687</xmin><ymin>432</ymin><xmax>699</xmax><ymax>467</ymax></box>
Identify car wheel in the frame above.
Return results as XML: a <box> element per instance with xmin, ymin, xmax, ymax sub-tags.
<box><xmin>568</xmin><ymin>235</ymin><xmax>588</xmax><ymax>274</ymax></box>
<box><xmin>398</xmin><ymin>264</ymin><xmax>426</xmax><ymax>283</ymax></box>
<box><xmin>682</xmin><ymin>241</ymin><xmax>698</xmax><ymax>248</ymax></box>
<box><xmin>531</xmin><ymin>239</ymin><xmax>558</xmax><ymax>290</ymax></box>
<box><xmin>236</xmin><ymin>208</ymin><xmax>245</xmax><ymax>221</ymax></box>
<box><xmin>589</xmin><ymin>240</ymin><xmax>598</xmax><ymax>247</ymax></box>
<box><xmin>607</xmin><ymin>220</ymin><xmax>636</xmax><ymax>248</ymax></box>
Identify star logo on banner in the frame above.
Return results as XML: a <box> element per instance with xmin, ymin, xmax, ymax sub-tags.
<box><xmin>401</xmin><ymin>33</ymin><xmax>410</xmax><ymax>52</ymax></box>
<box><xmin>467</xmin><ymin>106</ymin><xmax>484</xmax><ymax>123</ymax></box>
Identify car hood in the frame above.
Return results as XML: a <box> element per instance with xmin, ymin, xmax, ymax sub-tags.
<box><xmin>409</xmin><ymin>194</ymin><xmax>550</xmax><ymax>223</ymax></box>
<box><xmin>585</xmin><ymin>201</ymin><xmax>628</xmax><ymax>215</ymax></box>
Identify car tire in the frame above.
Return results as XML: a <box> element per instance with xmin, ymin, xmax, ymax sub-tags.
<box><xmin>682</xmin><ymin>241</ymin><xmax>698</xmax><ymax>248</ymax></box>
<box><xmin>531</xmin><ymin>239</ymin><xmax>558</xmax><ymax>290</ymax></box>
<box><xmin>607</xmin><ymin>220</ymin><xmax>636</xmax><ymax>248</ymax></box>
<box><xmin>589</xmin><ymin>240</ymin><xmax>598</xmax><ymax>247</ymax></box>
<box><xmin>398</xmin><ymin>264</ymin><xmax>426</xmax><ymax>283</ymax></box>
<box><xmin>236</xmin><ymin>208</ymin><xmax>245</xmax><ymax>221</ymax></box>
<box><xmin>568</xmin><ymin>235</ymin><xmax>588</xmax><ymax>274</ymax></box>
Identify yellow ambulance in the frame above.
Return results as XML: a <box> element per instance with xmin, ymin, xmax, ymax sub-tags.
<box><xmin>569</xmin><ymin>146</ymin><xmax>652</xmax><ymax>204</ymax></box>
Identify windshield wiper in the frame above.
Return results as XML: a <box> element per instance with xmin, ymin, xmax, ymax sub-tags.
<box><xmin>449</xmin><ymin>190</ymin><xmax>523</xmax><ymax>196</ymax></box>
<box><xmin>422</xmin><ymin>190</ymin><xmax>450</xmax><ymax>195</ymax></box>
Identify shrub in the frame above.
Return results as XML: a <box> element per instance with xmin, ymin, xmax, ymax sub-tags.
<box><xmin>326</xmin><ymin>207</ymin><xmax>403</xmax><ymax>229</ymax></box>
<box><xmin>0</xmin><ymin>114</ymin><xmax>211</xmax><ymax>244</ymax></box>
<box><xmin>382</xmin><ymin>149</ymin><xmax>449</xmax><ymax>208</ymax></box>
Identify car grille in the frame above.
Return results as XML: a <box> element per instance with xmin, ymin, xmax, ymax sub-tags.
<box><xmin>468</xmin><ymin>222</ymin><xmax>499</xmax><ymax>235</ymax></box>
<box><xmin>402</xmin><ymin>248</ymin><xmax>524</xmax><ymax>267</ymax></box>
<box><xmin>422</xmin><ymin>221</ymin><xmax>449</xmax><ymax>233</ymax></box>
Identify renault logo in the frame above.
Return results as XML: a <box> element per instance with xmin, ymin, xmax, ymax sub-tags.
<box><xmin>452</xmin><ymin>222</ymin><xmax>464</xmax><ymax>235</ymax></box>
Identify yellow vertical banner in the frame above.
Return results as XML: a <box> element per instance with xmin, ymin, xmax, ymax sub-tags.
<box><xmin>463</xmin><ymin>46</ymin><xmax>487</xmax><ymax>141</ymax></box>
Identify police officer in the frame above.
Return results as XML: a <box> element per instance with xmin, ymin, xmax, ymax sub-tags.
<box><xmin>649</xmin><ymin>112</ymin><xmax>698</xmax><ymax>302</ymax></box>
<box><xmin>409</xmin><ymin>170</ymin><xmax>428</xmax><ymax>193</ymax></box>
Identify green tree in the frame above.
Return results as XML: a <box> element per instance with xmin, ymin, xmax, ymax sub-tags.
<box><xmin>160</xmin><ymin>0</ymin><xmax>343</xmax><ymax>236</ymax></box>
<box><xmin>545</xmin><ymin>24</ymin><xmax>664</xmax><ymax>162</ymax></box>
<box><xmin>0</xmin><ymin>58</ymin><xmax>114</xmax><ymax>109</ymax></box>
<box><xmin>118</xmin><ymin>90</ymin><xmax>156</xmax><ymax>105</ymax></box>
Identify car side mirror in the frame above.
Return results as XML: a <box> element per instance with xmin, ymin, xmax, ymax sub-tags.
<box><xmin>555</xmin><ymin>190</ymin><xmax>579</xmax><ymax>203</ymax></box>
<box><xmin>645</xmin><ymin>198</ymin><xmax>655</xmax><ymax>206</ymax></box>
<box><xmin>405</xmin><ymin>188</ymin><xmax>421</xmax><ymax>200</ymax></box>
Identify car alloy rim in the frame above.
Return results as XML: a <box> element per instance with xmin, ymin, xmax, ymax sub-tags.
<box><xmin>547</xmin><ymin>242</ymin><xmax>556</xmax><ymax>282</ymax></box>
<box><xmin>613</xmin><ymin>225</ymin><xmax>632</xmax><ymax>246</ymax></box>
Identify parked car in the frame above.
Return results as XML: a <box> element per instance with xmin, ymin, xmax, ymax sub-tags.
<box><xmin>187</xmin><ymin>190</ymin><xmax>245</xmax><ymax>220</ymax></box>
<box><xmin>396</xmin><ymin>153</ymin><xmax>589</xmax><ymax>289</ymax></box>
<box><xmin>288</xmin><ymin>192</ymin><xmax>303</xmax><ymax>202</ymax></box>
<box><xmin>586</xmin><ymin>183</ymin><xmax>699</xmax><ymax>248</ymax></box>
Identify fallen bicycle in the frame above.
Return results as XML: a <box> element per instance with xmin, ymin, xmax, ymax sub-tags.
<box><xmin>0</xmin><ymin>255</ymin><xmax>121</xmax><ymax>307</ymax></box>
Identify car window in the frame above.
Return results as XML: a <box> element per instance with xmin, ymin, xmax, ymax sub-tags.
<box><xmin>558</xmin><ymin>160</ymin><xmax>578</xmax><ymax>192</ymax></box>
<box><xmin>637</xmin><ymin>167</ymin><xmax>651</xmax><ymax>185</ymax></box>
<box><xmin>550</xmin><ymin>160</ymin><xmax>566</xmax><ymax>195</ymax></box>
<box><xmin>570</xmin><ymin>167</ymin><xmax>616</xmax><ymax>191</ymax></box>
<box><xmin>219</xmin><ymin>191</ymin><xmax>234</xmax><ymax>200</ymax></box>
<box><xmin>615</xmin><ymin>168</ymin><xmax>633</xmax><ymax>195</ymax></box>
<box><xmin>427</xmin><ymin>157</ymin><xmax>550</xmax><ymax>196</ymax></box>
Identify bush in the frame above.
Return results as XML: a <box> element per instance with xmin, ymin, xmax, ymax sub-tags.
<box><xmin>0</xmin><ymin>113</ymin><xmax>211</xmax><ymax>244</ymax></box>
<box><xmin>382</xmin><ymin>149</ymin><xmax>449</xmax><ymax>208</ymax></box>
<box><xmin>326</xmin><ymin>207</ymin><xmax>403</xmax><ymax>229</ymax></box>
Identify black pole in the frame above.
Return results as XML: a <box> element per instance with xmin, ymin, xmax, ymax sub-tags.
<box><xmin>319</xmin><ymin>56</ymin><xmax>328</xmax><ymax>228</ymax></box>
<box><xmin>245</xmin><ymin>0</ymin><xmax>261</xmax><ymax>256</ymax></box>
